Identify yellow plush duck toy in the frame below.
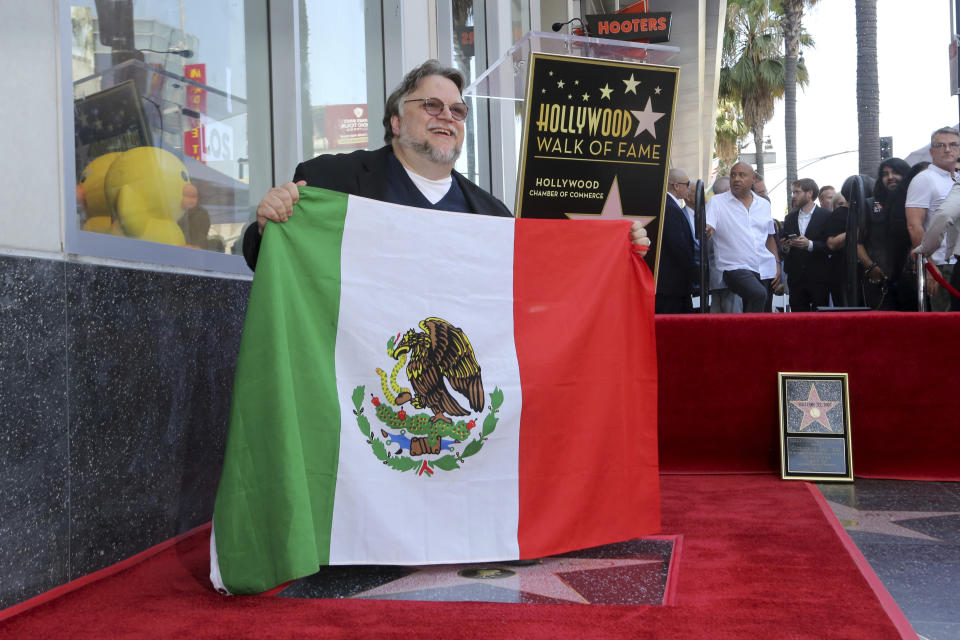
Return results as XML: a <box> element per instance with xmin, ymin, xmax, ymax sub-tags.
<box><xmin>103</xmin><ymin>147</ymin><xmax>199</xmax><ymax>246</ymax></box>
<box><xmin>77</xmin><ymin>151</ymin><xmax>123</xmax><ymax>235</ymax></box>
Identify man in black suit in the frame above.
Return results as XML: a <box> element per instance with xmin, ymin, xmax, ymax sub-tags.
<box><xmin>244</xmin><ymin>60</ymin><xmax>650</xmax><ymax>271</ymax></box>
<box><xmin>655</xmin><ymin>168</ymin><xmax>699</xmax><ymax>313</ymax></box>
<box><xmin>782</xmin><ymin>178</ymin><xmax>832</xmax><ymax>311</ymax></box>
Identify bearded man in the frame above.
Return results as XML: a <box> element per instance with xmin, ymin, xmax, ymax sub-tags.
<box><xmin>781</xmin><ymin>178</ymin><xmax>833</xmax><ymax>311</ymax></box>
<box><xmin>857</xmin><ymin>158</ymin><xmax>913</xmax><ymax>309</ymax></box>
<box><xmin>243</xmin><ymin>60</ymin><xmax>649</xmax><ymax>270</ymax></box>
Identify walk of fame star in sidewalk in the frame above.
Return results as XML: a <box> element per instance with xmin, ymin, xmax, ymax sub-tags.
<box><xmin>277</xmin><ymin>537</ymin><xmax>678</xmax><ymax>606</ymax></box>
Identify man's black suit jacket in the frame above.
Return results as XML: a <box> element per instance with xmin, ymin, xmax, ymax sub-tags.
<box><xmin>655</xmin><ymin>195</ymin><xmax>698</xmax><ymax>307</ymax></box>
<box><xmin>242</xmin><ymin>145</ymin><xmax>512</xmax><ymax>270</ymax></box>
<box><xmin>782</xmin><ymin>205</ymin><xmax>832</xmax><ymax>286</ymax></box>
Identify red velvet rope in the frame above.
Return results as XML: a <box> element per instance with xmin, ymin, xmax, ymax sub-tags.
<box><xmin>924</xmin><ymin>261</ymin><xmax>960</xmax><ymax>299</ymax></box>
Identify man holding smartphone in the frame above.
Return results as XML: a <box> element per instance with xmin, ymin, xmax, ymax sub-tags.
<box><xmin>781</xmin><ymin>178</ymin><xmax>833</xmax><ymax>311</ymax></box>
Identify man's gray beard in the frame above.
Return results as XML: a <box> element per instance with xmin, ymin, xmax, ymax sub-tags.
<box><xmin>398</xmin><ymin>134</ymin><xmax>461</xmax><ymax>165</ymax></box>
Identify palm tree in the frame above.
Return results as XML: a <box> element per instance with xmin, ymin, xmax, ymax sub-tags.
<box><xmin>720</xmin><ymin>1</ymin><xmax>786</xmax><ymax>178</ymax></box>
<box><xmin>855</xmin><ymin>0</ymin><xmax>880</xmax><ymax>175</ymax></box>
<box><xmin>775</xmin><ymin>0</ymin><xmax>817</xmax><ymax>200</ymax></box>
<box><xmin>715</xmin><ymin>97</ymin><xmax>749</xmax><ymax>175</ymax></box>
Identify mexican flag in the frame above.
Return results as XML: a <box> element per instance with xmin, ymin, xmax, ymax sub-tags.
<box><xmin>211</xmin><ymin>187</ymin><xmax>659</xmax><ymax>595</ymax></box>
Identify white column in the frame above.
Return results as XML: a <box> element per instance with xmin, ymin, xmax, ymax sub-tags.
<box><xmin>0</xmin><ymin>1</ymin><xmax>63</xmax><ymax>255</ymax></box>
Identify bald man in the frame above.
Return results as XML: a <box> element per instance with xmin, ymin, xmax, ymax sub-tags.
<box><xmin>705</xmin><ymin>162</ymin><xmax>780</xmax><ymax>312</ymax></box>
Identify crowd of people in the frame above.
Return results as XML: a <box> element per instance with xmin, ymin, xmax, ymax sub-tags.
<box><xmin>249</xmin><ymin>58</ymin><xmax>956</xmax><ymax>316</ymax></box>
<box><xmin>656</xmin><ymin>126</ymin><xmax>960</xmax><ymax>313</ymax></box>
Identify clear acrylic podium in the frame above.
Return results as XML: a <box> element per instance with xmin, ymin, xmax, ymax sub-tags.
<box><xmin>461</xmin><ymin>31</ymin><xmax>678</xmax><ymax>210</ymax></box>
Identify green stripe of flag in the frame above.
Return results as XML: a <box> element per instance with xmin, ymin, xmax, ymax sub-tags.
<box><xmin>213</xmin><ymin>187</ymin><xmax>349</xmax><ymax>594</ymax></box>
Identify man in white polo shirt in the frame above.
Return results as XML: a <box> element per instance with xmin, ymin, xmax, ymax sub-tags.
<box><xmin>705</xmin><ymin>162</ymin><xmax>780</xmax><ymax>313</ymax></box>
<box><xmin>906</xmin><ymin>126</ymin><xmax>959</xmax><ymax>311</ymax></box>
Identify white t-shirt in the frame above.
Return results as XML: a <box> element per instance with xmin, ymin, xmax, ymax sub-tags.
<box><xmin>919</xmin><ymin>181</ymin><xmax>960</xmax><ymax>259</ymax></box>
<box><xmin>706</xmin><ymin>190</ymin><xmax>775</xmax><ymax>274</ymax></box>
<box><xmin>758</xmin><ymin>229</ymin><xmax>778</xmax><ymax>280</ymax></box>
<box><xmin>403</xmin><ymin>166</ymin><xmax>453</xmax><ymax>204</ymax></box>
<box><xmin>905</xmin><ymin>164</ymin><xmax>956</xmax><ymax>264</ymax></box>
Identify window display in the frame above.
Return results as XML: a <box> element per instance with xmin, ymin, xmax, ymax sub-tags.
<box><xmin>68</xmin><ymin>0</ymin><xmax>268</xmax><ymax>266</ymax></box>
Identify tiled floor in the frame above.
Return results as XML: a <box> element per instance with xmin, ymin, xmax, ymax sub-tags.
<box><xmin>817</xmin><ymin>479</ymin><xmax>960</xmax><ymax>640</ymax></box>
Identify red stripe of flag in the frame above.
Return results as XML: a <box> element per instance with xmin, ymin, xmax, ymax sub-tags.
<box><xmin>514</xmin><ymin>219</ymin><xmax>660</xmax><ymax>559</ymax></box>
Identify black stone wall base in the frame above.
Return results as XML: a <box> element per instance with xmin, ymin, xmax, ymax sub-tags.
<box><xmin>0</xmin><ymin>254</ymin><xmax>249</xmax><ymax>609</ymax></box>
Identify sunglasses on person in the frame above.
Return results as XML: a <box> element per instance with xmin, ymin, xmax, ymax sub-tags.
<box><xmin>404</xmin><ymin>97</ymin><xmax>469</xmax><ymax>121</ymax></box>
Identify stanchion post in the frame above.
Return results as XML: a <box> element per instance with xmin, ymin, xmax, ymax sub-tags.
<box><xmin>843</xmin><ymin>176</ymin><xmax>865</xmax><ymax>307</ymax></box>
<box><xmin>916</xmin><ymin>253</ymin><xmax>927</xmax><ymax>312</ymax></box>
<box><xmin>695</xmin><ymin>180</ymin><xmax>708</xmax><ymax>313</ymax></box>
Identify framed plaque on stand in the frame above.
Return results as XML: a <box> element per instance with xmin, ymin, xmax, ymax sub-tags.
<box><xmin>778</xmin><ymin>373</ymin><xmax>853</xmax><ymax>482</ymax></box>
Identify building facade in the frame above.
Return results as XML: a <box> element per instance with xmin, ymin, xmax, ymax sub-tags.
<box><xmin>0</xmin><ymin>0</ymin><xmax>723</xmax><ymax>609</ymax></box>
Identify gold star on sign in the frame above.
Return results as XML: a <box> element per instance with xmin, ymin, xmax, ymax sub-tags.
<box><xmin>599</xmin><ymin>84</ymin><xmax>613</xmax><ymax>100</ymax></box>
<box><xmin>557</xmin><ymin>79</ymin><xmax>565</xmax><ymax>88</ymax></box>
<box><xmin>654</xmin><ymin>86</ymin><xmax>662</xmax><ymax>95</ymax></box>
<box><xmin>581</xmin><ymin>93</ymin><xmax>590</xmax><ymax>101</ymax></box>
<box><xmin>623</xmin><ymin>74</ymin><xmax>640</xmax><ymax>94</ymax></box>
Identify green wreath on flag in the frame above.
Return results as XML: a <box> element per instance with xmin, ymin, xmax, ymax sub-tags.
<box><xmin>350</xmin><ymin>384</ymin><xmax>503</xmax><ymax>477</ymax></box>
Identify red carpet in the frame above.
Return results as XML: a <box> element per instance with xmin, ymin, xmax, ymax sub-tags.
<box><xmin>0</xmin><ymin>475</ymin><xmax>912</xmax><ymax>639</ymax></box>
<box><xmin>657</xmin><ymin>312</ymin><xmax>960</xmax><ymax>480</ymax></box>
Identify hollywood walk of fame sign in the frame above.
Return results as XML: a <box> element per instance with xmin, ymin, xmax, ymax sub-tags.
<box><xmin>778</xmin><ymin>373</ymin><xmax>853</xmax><ymax>482</ymax></box>
<box><xmin>514</xmin><ymin>52</ymin><xmax>678</xmax><ymax>280</ymax></box>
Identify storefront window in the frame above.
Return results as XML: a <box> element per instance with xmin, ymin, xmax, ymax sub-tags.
<box><xmin>66</xmin><ymin>0</ymin><xmax>269</xmax><ymax>270</ymax></box>
<box><xmin>300</xmin><ymin>1</ymin><xmax>374</xmax><ymax>160</ymax></box>
<box><xmin>451</xmin><ymin>0</ymin><xmax>529</xmax><ymax>203</ymax></box>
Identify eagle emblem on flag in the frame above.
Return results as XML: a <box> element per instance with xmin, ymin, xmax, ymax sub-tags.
<box><xmin>390</xmin><ymin>317</ymin><xmax>484</xmax><ymax>425</ymax></box>
<box><xmin>350</xmin><ymin>317</ymin><xmax>503</xmax><ymax>477</ymax></box>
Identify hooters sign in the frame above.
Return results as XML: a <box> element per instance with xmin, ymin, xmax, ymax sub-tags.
<box><xmin>585</xmin><ymin>12</ymin><xmax>672</xmax><ymax>43</ymax></box>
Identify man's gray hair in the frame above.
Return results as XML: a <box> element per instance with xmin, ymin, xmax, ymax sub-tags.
<box><xmin>382</xmin><ymin>60</ymin><xmax>466</xmax><ymax>144</ymax></box>
<box><xmin>930</xmin><ymin>126</ymin><xmax>960</xmax><ymax>144</ymax></box>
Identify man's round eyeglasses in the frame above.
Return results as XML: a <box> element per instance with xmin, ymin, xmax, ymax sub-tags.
<box><xmin>404</xmin><ymin>97</ymin><xmax>469</xmax><ymax>121</ymax></box>
<box><xmin>931</xmin><ymin>141</ymin><xmax>960</xmax><ymax>149</ymax></box>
